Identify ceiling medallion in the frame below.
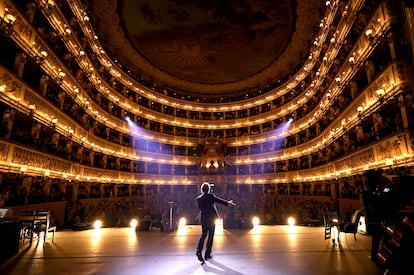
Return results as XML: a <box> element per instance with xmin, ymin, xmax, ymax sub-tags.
<box><xmin>91</xmin><ymin>0</ymin><xmax>323</xmax><ymax>97</ymax></box>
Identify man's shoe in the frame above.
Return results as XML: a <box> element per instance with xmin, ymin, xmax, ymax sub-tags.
<box><xmin>196</xmin><ymin>251</ymin><xmax>205</xmax><ymax>264</ymax></box>
<box><xmin>204</xmin><ymin>254</ymin><xmax>213</xmax><ymax>260</ymax></box>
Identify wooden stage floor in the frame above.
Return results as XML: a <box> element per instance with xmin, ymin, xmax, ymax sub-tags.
<box><xmin>0</xmin><ymin>225</ymin><xmax>385</xmax><ymax>275</ymax></box>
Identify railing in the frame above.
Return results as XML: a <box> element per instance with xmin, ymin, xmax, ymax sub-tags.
<box><xmin>0</xmin><ymin>128</ymin><xmax>412</xmax><ymax>184</ymax></box>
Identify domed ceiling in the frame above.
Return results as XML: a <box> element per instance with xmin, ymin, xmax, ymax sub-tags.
<box><xmin>90</xmin><ymin>0</ymin><xmax>324</xmax><ymax>99</ymax></box>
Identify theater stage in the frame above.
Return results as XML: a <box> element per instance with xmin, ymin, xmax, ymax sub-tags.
<box><xmin>0</xmin><ymin>225</ymin><xmax>384</xmax><ymax>275</ymax></box>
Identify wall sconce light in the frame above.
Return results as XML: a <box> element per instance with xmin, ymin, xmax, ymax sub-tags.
<box><xmin>1</xmin><ymin>11</ymin><xmax>17</xmax><ymax>35</ymax></box>
<box><xmin>51</xmin><ymin>118</ymin><xmax>58</xmax><ymax>129</ymax></box>
<box><xmin>28</xmin><ymin>104</ymin><xmax>36</xmax><ymax>116</ymax></box>
<box><xmin>44</xmin><ymin>0</ymin><xmax>55</xmax><ymax>14</ymax></box>
<box><xmin>376</xmin><ymin>89</ymin><xmax>385</xmax><ymax>103</ymax></box>
<box><xmin>335</xmin><ymin>77</ymin><xmax>342</xmax><ymax>87</ymax></box>
<box><xmin>326</xmin><ymin>1</ymin><xmax>331</xmax><ymax>7</ymax></box>
<box><xmin>4</xmin><ymin>13</ymin><xmax>16</xmax><ymax>23</ymax></box>
<box><xmin>348</xmin><ymin>56</ymin><xmax>355</xmax><ymax>67</ymax></box>
<box><xmin>58</xmin><ymin>71</ymin><xmax>66</xmax><ymax>79</ymax></box>
<box><xmin>56</xmin><ymin>71</ymin><xmax>65</xmax><ymax>85</ymax></box>
<box><xmin>63</xmin><ymin>28</ymin><xmax>71</xmax><ymax>41</ymax></box>
<box><xmin>357</xmin><ymin>106</ymin><xmax>363</xmax><ymax>119</ymax></box>
<box><xmin>365</xmin><ymin>29</ymin><xmax>373</xmax><ymax>41</ymax></box>
<box><xmin>35</xmin><ymin>50</ymin><xmax>48</xmax><ymax>64</ymax></box>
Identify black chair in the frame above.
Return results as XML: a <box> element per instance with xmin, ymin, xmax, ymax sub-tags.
<box><xmin>19</xmin><ymin>210</ymin><xmax>36</xmax><ymax>244</ymax></box>
<box><xmin>32</xmin><ymin>211</ymin><xmax>56</xmax><ymax>245</ymax></box>
<box><xmin>323</xmin><ymin>211</ymin><xmax>342</xmax><ymax>245</ymax></box>
<box><xmin>136</xmin><ymin>220</ymin><xmax>152</xmax><ymax>231</ymax></box>
<box><xmin>340</xmin><ymin>210</ymin><xmax>363</xmax><ymax>241</ymax></box>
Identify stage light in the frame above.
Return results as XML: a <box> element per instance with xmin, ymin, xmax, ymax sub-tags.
<box><xmin>252</xmin><ymin>216</ymin><xmax>260</xmax><ymax>226</ymax></box>
<box><xmin>287</xmin><ymin>217</ymin><xmax>295</xmax><ymax>226</ymax></box>
<box><xmin>125</xmin><ymin>115</ymin><xmax>130</xmax><ymax>121</ymax></box>
<box><xmin>93</xmin><ymin>219</ymin><xmax>103</xmax><ymax>229</ymax></box>
<box><xmin>130</xmin><ymin>218</ymin><xmax>138</xmax><ymax>228</ymax></box>
<box><xmin>178</xmin><ymin>217</ymin><xmax>187</xmax><ymax>227</ymax></box>
<box><xmin>215</xmin><ymin>218</ymin><xmax>223</xmax><ymax>234</ymax></box>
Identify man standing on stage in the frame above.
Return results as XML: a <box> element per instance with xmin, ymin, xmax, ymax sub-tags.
<box><xmin>196</xmin><ymin>182</ymin><xmax>236</xmax><ymax>263</ymax></box>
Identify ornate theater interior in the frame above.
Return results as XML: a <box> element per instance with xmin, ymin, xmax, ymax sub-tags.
<box><xmin>0</xmin><ymin>0</ymin><xmax>414</xmax><ymax>273</ymax></box>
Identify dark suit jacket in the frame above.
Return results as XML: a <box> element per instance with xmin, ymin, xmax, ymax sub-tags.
<box><xmin>197</xmin><ymin>193</ymin><xmax>229</xmax><ymax>225</ymax></box>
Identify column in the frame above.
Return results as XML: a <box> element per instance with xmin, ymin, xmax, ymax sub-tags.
<box><xmin>349</xmin><ymin>80</ymin><xmax>358</xmax><ymax>99</ymax></box>
<box><xmin>365</xmin><ymin>60</ymin><xmax>375</xmax><ymax>83</ymax></box>
<box><xmin>72</xmin><ymin>181</ymin><xmax>79</xmax><ymax>201</ymax></box>
<box><xmin>39</xmin><ymin>75</ymin><xmax>49</xmax><ymax>96</ymax></box>
<box><xmin>398</xmin><ymin>93</ymin><xmax>413</xmax><ymax>131</ymax></box>
<box><xmin>13</xmin><ymin>53</ymin><xmax>27</xmax><ymax>77</ymax></box>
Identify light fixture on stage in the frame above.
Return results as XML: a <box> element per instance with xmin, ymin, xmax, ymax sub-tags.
<box><xmin>93</xmin><ymin>219</ymin><xmax>103</xmax><ymax>229</ymax></box>
<box><xmin>287</xmin><ymin>217</ymin><xmax>296</xmax><ymax>226</ymax></box>
<box><xmin>252</xmin><ymin>216</ymin><xmax>260</xmax><ymax>227</ymax></box>
<box><xmin>130</xmin><ymin>218</ymin><xmax>138</xmax><ymax>228</ymax></box>
<box><xmin>215</xmin><ymin>218</ymin><xmax>224</xmax><ymax>234</ymax></box>
<box><xmin>178</xmin><ymin>217</ymin><xmax>187</xmax><ymax>228</ymax></box>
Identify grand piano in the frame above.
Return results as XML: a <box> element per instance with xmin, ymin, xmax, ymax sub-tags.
<box><xmin>0</xmin><ymin>208</ymin><xmax>20</xmax><ymax>263</ymax></box>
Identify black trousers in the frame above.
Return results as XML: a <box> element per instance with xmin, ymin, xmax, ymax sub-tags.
<box><xmin>368</xmin><ymin>223</ymin><xmax>382</xmax><ymax>259</ymax></box>
<box><xmin>197</xmin><ymin>221</ymin><xmax>215</xmax><ymax>256</ymax></box>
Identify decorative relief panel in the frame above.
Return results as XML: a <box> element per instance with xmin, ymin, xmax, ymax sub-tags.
<box><xmin>0</xmin><ymin>141</ymin><xmax>10</xmax><ymax>162</ymax></box>
<box><xmin>71</xmin><ymin>165</ymin><xmax>82</xmax><ymax>176</ymax></box>
<box><xmin>375</xmin><ymin>134</ymin><xmax>406</xmax><ymax>160</ymax></box>
<box><xmin>298</xmin><ymin>168</ymin><xmax>319</xmax><ymax>178</ymax></box>
<box><xmin>119</xmin><ymin>172</ymin><xmax>133</xmax><ymax>181</ymax></box>
<box><xmin>83</xmin><ymin>167</ymin><xmax>119</xmax><ymax>179</ymax></box>
<box><xmin>335</xmin><ymin>158</ymin><xmax>351</xmax><ymax>172</ymax></box>
<box><xmin>394</xmin><ymin>62</ymin><xmax>407</xmax><ymax>82</ymax></box>
<box><xmin>348</xmin><ymin>148</ymin><xmax>375</xmax><ymax>168</ymax></box>
<box><xmin>325</xmin><ymin>164</ymin><xmax>335</xmax><ymax>174</ymax></box>
<box><xmin>11</xmin><ymin>147</ymin><xmax>72</xmax><ymax>172</ymax></box>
